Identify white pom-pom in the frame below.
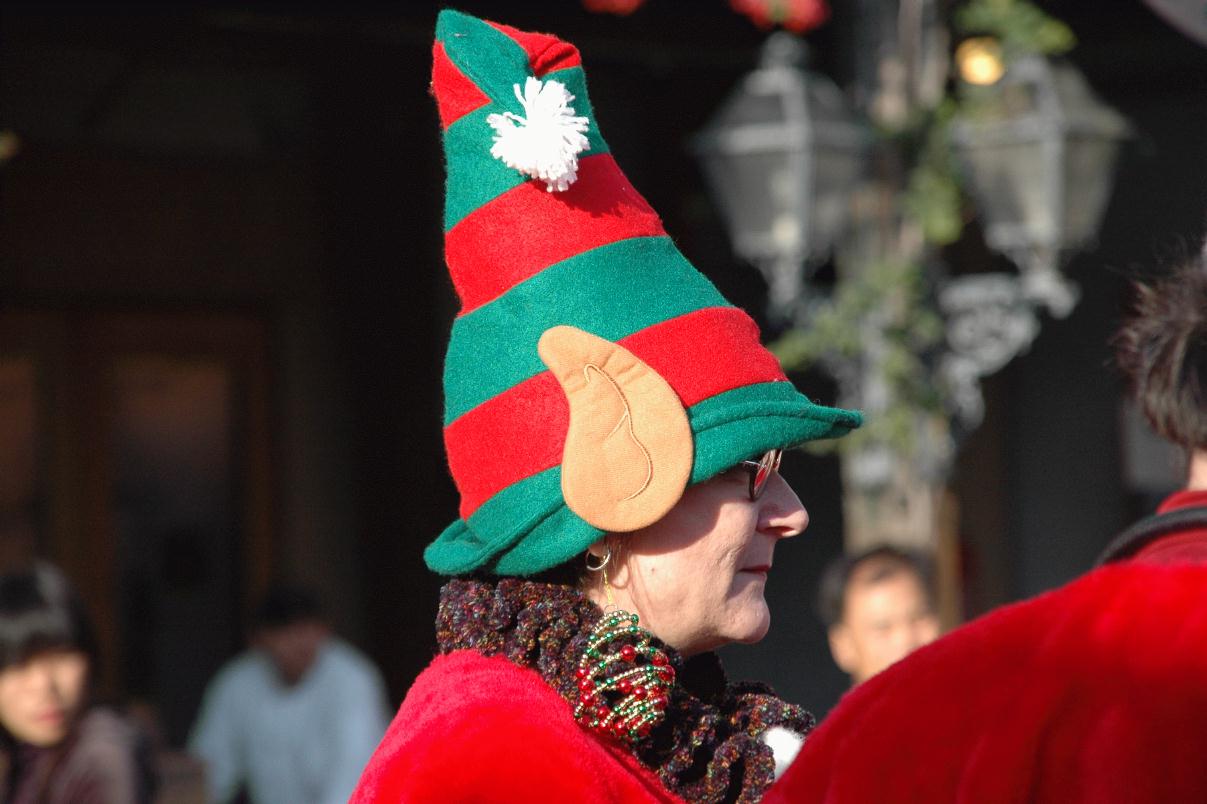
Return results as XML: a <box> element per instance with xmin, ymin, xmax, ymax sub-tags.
<box><xmin>486</xmin><ymin>77</ymin><xmax>590</xmax><ymax>192</ymax></box>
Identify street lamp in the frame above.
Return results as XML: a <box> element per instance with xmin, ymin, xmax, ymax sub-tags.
<box><xmin>693</xmin><ymin>33</ymin><xmax>870</xmax><ymax>320</ymax></box>
<box><xmin>951</xmin><ymin>55</ymin><xmax>1131</xmax><ymax>317</ymax></box>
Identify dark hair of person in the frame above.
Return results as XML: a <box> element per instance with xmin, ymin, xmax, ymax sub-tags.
<box><xmin>815</xmin><ymin>545</ymin><xmax>935</xmax><ymax>629</ymax></box>
<box><xmin>0</xmin><ymin>565</ymin><xmax>97</xmax><ymax>672</ymax></box>
<box><xmin>1113</xmin><ymin>255</ymin><xmax>1207</xmax><ymax>453</ymax></box>
<box><xmin>253</xmin><ymin>585</ymin><xmax>324</xmax><ymax>631</ymax></box>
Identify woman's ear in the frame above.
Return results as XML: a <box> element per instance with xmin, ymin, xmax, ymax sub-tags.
<box><xmin>539</xmin><ymin>325</ymin><xmax>692</xmax><ymax>533</ymax></box>
<box><xmin>586</xmin><ymin>537</ymin><xmax>610</xmax><ymax>562</ymax></box>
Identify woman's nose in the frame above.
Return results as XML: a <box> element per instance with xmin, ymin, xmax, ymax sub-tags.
<box><xmin>759</xmin><ymin>473</ymin><xmax>809</xmax><ymax>538</ymax></box>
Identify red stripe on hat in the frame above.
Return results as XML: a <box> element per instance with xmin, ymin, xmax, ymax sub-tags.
<box><xmin>432</xmin><ymin>41</ymin><xmax>492</xmax><ymax>130</ymax></box>
<box><xmin>445</xmin><ymin>306</ymin><xmax>786</xmax><ymax>519</ymax></box>
<box><xmin>486</xmin><ymin>20</ymin><xmax>582</xmax><ymax>76</ymax></box>
<box><xmin>446</xmin><ymin>153</ymin><xmax>666</xmax><ymax>314</ymax></box>
<box><xmin>447</xmin><ymin>372</ymin><xmax>568</xmax><ymax>521</ymax></box>
<box><xmin>627</xmin><ymin>305</ymin><xmax>787</xmax><ymax>405</ymax></box>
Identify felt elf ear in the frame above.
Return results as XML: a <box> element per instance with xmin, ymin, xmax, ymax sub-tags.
<box><xmin>538</xmin><ymin>325</ymin><xmax>693</xmax><ymax>532</ymax></box>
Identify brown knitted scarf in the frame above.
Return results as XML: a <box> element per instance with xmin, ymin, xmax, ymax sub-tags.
<box><xmin>436</xmin><ymin>577</ymin><xmax>813</xmax><ymax>803</ymax></box>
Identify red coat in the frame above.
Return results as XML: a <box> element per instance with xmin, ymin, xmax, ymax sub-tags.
<box><xmin>352</xmin><ymin>650</ymin><xmax>683</xmax><ymax>803</ymax></box>
<box><xmin>1131</xmin><ymin>489</ymin><xmax>1207</xmax><ymax>563</ymax></box>
<box><xmin>765</xmin><ymin>562</ymin><xmax>1207</xmax><ymax>803</ymax></box>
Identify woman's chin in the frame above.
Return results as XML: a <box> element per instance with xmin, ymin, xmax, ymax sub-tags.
<box><xmin>728</xmin><ymin>605</ymin><xmax>772</xmax><ymax>645</ymax></box>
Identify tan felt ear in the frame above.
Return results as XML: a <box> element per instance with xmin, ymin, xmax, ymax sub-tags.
<box><xmin>538</xmin><ymin>325</ymin><xmax>693</xmax><ymax>533</ymax></box>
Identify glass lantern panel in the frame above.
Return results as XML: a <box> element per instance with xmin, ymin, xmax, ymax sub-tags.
<box><xmin>961</xmin><ymin>137</ymin><xmax>1054</xmax><ymax>251</ymax></box>
<box><xmin>701</xmin><ymin>148</ymin><xmax>801</xmax><ymax>260</ymax></box>
<box><xmin>809</xmin><ymin>149</ymin><xmax>864</xmax><ymax>260</ymax></box>
<box><xmin>1062</xmin><ymin>134</ymin><xmax>1122</xmax><ymax>249</ymax></box>
<box><xmin>713</xmin><ymin>85</ymin><xmax>788</xmax><ymax>129</ymax></box>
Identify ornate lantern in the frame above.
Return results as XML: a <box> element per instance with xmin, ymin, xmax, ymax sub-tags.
<box><xmin>693</xmin><ymin>33</ymin><xmax>870</xmax><ymax>319</ymax></box>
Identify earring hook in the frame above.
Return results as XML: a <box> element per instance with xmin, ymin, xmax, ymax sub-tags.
<box><xmin>585</xmin><ymin>546</ymin><xmax>616</xmax><ymax>609</ymax></box>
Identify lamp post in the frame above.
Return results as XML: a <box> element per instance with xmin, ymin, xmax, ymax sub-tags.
<box><xmin>951</xmin><ymin>55</ymin><xmax>1131</xmax><ymax>317</ymax></box>
<box><xmin>693</xmin><ymin>33</ymin><xmax>870</xmax><ymax>321</ymax></box>
<box><xmin>692</xmin><ymin>7</ymin><xmax>1129</xmax><ymax>625</ymax></box>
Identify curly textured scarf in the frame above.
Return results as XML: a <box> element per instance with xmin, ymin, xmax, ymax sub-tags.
<box><xmin>436</xmin><ymin>577</ymin><xmax>813</xmax><ymax>803</ymax></box>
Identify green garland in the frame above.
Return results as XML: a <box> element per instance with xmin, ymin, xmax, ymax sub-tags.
<box><xmin>771</xmin><ymin>0</ymin><xmax>1077</xmax><ymax>459</ymax></box>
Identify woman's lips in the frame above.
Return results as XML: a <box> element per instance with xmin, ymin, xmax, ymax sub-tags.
<box><xmin>740</xmin><ymin>564</ymin><xmax>771</xmax><ymax>576</ymax></box>
<box><xmin>32</xmin><ymin>708</ymin><xmax>66</xmax><ymax>725</ymax></box>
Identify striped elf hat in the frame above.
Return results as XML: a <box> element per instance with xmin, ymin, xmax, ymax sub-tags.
<box><xmin>426</xmin><ymin>10</ymin><xmax>861</xmax><ymax>577</ymax></box>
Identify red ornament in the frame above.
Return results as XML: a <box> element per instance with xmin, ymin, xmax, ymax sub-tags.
<box><xmin>582</xmin><ymin>0</ymin><xmax>646</xmax><ymax>15</ymax></box>
<box><xmin>574</xmin><ymin>609</ymin><xmax>673</xmax><ymax>746</ymax></box>
<box><xmin>729</xmin><ymin>0</ymin><xmax>829</xmax><ymax>34</ymax></box>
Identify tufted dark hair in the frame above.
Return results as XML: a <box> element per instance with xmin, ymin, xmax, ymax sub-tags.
<box><xmin>0</xmin><ymin>564</ymin><xmax>97</xmax><ymax>672</ymax></box>
<box><xmin>815</xmin><ymin>545</ymin><xmax>935</xmax><ymax>629</ymax></box>
<box><xmin>253</xmin><ymin>585</ymin><xmax>325</xmax><ymax>631</ymax></box>
<box><xmin>1113</xmin><ymin>253</ymin><xmax>1207</xmax><ymax>453</ymax></box>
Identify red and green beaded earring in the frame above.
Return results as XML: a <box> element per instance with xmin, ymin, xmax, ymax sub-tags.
<box><xmin>574</xmin><ymin>549</ymin><xmax>676</xmax><ymax>744</ymax></box>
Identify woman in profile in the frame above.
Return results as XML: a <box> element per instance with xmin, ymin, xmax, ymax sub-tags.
<box><xmin>352</xmin><ymin>10</ymin><xmax>861</xmax><ymax>802</ymax></box>
<box><xmin>0</xmin><ymin>564</ymin><xmax>154</xmax><ymax>803</ymax></box>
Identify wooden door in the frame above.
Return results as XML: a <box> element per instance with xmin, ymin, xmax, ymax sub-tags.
<box><xmin>0</xmin><ymin>308</ymin><xmax>274</xmax><ymax>746</ymax></box>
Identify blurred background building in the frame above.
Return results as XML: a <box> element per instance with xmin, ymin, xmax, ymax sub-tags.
<box><xmin>2</xmin><ymin>0</ymin><xmax>1205</xmax><ymax>739</ymax></box>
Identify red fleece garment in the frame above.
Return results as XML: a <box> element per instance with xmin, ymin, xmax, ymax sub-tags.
<box><xmin>1134</xmin><ymin>489</ymin><xmax>1207</xmax><ymax>564</ymax></box>
<box><xmin>351</xmin><ymin>651</ymin><xmax>683</xmax><ymax>803</ymax></box>
<box><xmin>765</xmin><ymin>563</ymin><xmax>1207</xmax><ymax>804</ymax></box>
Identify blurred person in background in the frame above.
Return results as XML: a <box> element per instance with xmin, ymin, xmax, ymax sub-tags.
<box><xmin>766</xmin><ymin>250</ymin><xmax>1207</xmax><ymax>803</ymax></box>
<box><xmin>0</xmin><ymin>564</ymin><xmax>155</xmax><ymax>803</ymax></box>
<box><xmin>188</xmin><ymin>585</ymin><xmax>389</xmax><ymax>804</ymax></box>
<box><xmin>816</xmin><ymin>546</ymin><xmax>940</xmax><ymax>687</ymax></box>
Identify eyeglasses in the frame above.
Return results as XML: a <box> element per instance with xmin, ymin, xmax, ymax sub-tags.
<box><xmin>739</xmin><ymin>449</ymin><xmax>783</xmax><ymax>501</ymax></box>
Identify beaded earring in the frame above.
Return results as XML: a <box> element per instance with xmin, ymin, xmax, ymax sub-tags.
<box><xmin>574</xmin><ymin>546</ymin><xmax>676</xmax><ymax>744</ymax></box>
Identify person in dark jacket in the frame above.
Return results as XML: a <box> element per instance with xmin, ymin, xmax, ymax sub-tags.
<box><xmin>0</xmin><ymin>564</ymin><xmax>155</xmax><ymax>804</ymax></box>
<box><xmin>1097</xmin><ymin>254</ymin><xmax>1207</xmax><ymax>563</ymax></box>
<box><xmin>766</xmin><ymin>251</ymin><xmax>1207</xmax><ymax>803</ymax></box>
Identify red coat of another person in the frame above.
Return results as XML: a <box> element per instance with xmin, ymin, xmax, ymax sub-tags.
<box><xmin>765</xmin><ymin>562</ymin><xmax>1207</xmax><ymax>804</ymax></box>
<box><xmin>351</xmin><ymin>650</ymin><xmax>683</xmax><ymax>803</ymax></box>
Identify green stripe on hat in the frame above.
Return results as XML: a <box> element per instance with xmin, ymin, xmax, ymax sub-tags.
<box><xmin>424</xmin><ymin>466</ymin><xmax>565</xmax><ymax>575</ymax></box>
<box><xmin>443</xmin><ymin>236</ymin><xmax>730</xmax><ymax>424</ymax></box>
<box><xmin>685</xmin><ymin>381</ymin><xmax>861</xmax><ymax>485</ymax></box>
<box><xmin>436</xmin><ymin>10</ymin><xmax>610</xmax><ymax>231</ymax></box>
<box><xmin>443</xmin><ymin>107</ymin><xmax>529</xmax><ymax>231</ymax></box>
<box><xmin>425</xmin><ymin>381</ymin><xmax>862</xmax><ymax>576</ymax></box>
<box><xmin>543</xmin><ymin>65</ymin><xmax>606</xmax><ymax>154</ymax></box>
<box><xmin>442</xmin><ymin>66</ymin><xmax>609</xmax><ymax>231</ymax></box>
<box><xmin>437</xmin><ymin>12</ymin><xmax>533</xmax><ymax>105</ymax></box>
